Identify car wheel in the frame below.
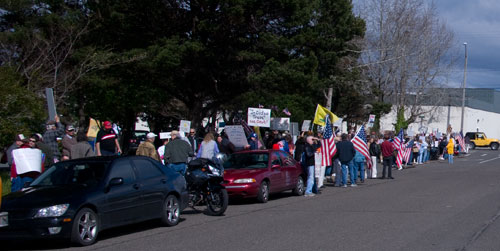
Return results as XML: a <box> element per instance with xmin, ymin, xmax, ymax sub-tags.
<box><xmin>257</xmin><ymin>181</ymin><xmax>269</xmax><ymax>203</ymax></box>
<box><xmin>491</xmin><ymin>143</ymin><xmax>499</xmax><ymax>150</ymax></box>
<box><xmin>469</xmin><ymin>142</ymin><xmax>476</xmax><ymax>150</ymax></box>
<box><xmin>161</xmin><ymin>195</ymin><xmax>180</xmax><ymax>227</ymax></box>
<box><xmin>71</xmin><ymin>208</ymin><xmax>99</xmax><ymax>246</ymax></box>
<box><xmin>292</xmin><ymin>176</ymin><xmax>305</xmax><ymax>196</ymax></box>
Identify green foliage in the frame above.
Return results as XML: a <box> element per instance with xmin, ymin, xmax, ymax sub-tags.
<box><xmin>371</xmin><ymin>102</ymin><xmax>392</xmax><ymax>133</ymax></box>
<box><xmin>1</xmin><ymin>0</ymin><xmax>366</xmax><ymax>133</ymax></box>
<box><xmin>394</xmin><ymin>106</ymin><xmax>409</xmax><ymax>133</ymax></box>
<box><xmin>0</xmin><ymin>67</ymin><xmax>46</xmax><ymax>148</ymax></box>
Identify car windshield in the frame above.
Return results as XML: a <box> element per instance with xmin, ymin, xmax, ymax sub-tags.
<box><xmin>31</xmin><ymin>161</ymin><xmax>107</xmax><ymax>188</ymax></box>
<box><xmin>223</xmin><ymin>153</ymin><xmax>269</xmax><ymax>169</ymax></box>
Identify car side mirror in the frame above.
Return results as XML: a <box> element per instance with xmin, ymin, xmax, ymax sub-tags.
<box><xmin>271</xmin><ymin>164</ymin><xmax>280</xmax><ymax>169</ymax></box>
<box><xmin>108</xmin><ymin>177</ymin><xmax>123</xmax><ymax>187</ymax></box>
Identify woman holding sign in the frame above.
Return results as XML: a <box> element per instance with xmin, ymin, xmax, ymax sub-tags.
<box><xmin>10</xmin><ymin>140</ymin><xmax>44</xmax><ymax>192</ymax></box>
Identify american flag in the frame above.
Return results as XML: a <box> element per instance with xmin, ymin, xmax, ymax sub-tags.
<box><xmin>456</xmin><ymin>132</ymin><xmax>466</xmax><ymax>153</ymax></box>
<box><xmin>282</xmin><ymin>108</ymin><xmax>291</xmax><ymax>116</ymax></box>
<box><xmin>393</xmin><ymin>129</ymin><xmax>404</xmax><ymax>150</ymax></box>
<box><xmin>320</xmin><ymin>116</ymin><xmax>337</xmax><ymax>166</ymax></box>
<box><xmin>396</xmin><ymin>140</ymin><xmax>414</xmax><ymax>169</ymax></box>
<box><xmin>351</xmin><ymin>125</ymin><xmax>372</xmax><ymax>169</ymax></box>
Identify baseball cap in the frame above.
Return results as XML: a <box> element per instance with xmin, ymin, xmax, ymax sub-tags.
<box><xmin>103</xmin><ymin>121</ymin><xmax>112</xmax><ymax>129</ymax></box>
<box><xmin>250</xmin><ymin>133</ymin><xmax>257</xmax><ymax>138</ymax></box>
<box><xmin>147</xmin><ymin>132</ymin><xmax>157</xmax><ymax>139</ymax></box>
<box><xmin>15</xmin><ymin>134</ymin><xmax>25</xmax><ymax>142</ymax></box>
<box><xmin>67</xmin><ymin>125</ymin><xmax>75</xmax><ymax>131</ymax></box>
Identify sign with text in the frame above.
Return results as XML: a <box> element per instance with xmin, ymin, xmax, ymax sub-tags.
<box><xmin>179</xmin><ymin>120</ymin><xmax>191</xmax><ymax>134</ymax></box>
<box><xmin>301</xmin><ymin>120</ymin><xmax>311</xmax><ymax>132</ymax></box>
<box><xmin>247</xmin><ymin>108</ymin><xmax>271</xmax><ymax>127</ymax></box>
<box><xmin>271</xmin><ymin>117</ymin><xmax>290</xmax><ymax>131</ymax></box>
<box><xmin>333</xmin><ymin>118</ymin><xmax>343</xmax><ymax>127</ymax></box>
<box><xmin>159</xmin><ymin>132</ymin><xmax>171</xmax><ymax>139</ymax></box>
<box><xmin>224</xmin><ymin>125</ymin><xmax>248</xmax><ymax>148</ymax></box>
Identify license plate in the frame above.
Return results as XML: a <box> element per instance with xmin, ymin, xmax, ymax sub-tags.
<box><xmin>0</xmin><ymin>212</ymin><xmax>8</xmax><ymax>227</ymax></box>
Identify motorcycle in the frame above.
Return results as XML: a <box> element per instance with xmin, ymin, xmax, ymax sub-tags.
<box><xmin>185</xmin><ymin>156</ymin><xmax>228</xmax><ymax>216</ymax></box>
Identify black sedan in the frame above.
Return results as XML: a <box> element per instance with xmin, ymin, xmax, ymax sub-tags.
<box><xmin>0</xmin><ymin>155</ymin><xmax>188</xmax><ymax>246</ymax></box>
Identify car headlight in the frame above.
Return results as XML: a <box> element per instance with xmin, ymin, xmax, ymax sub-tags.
<box><xmin>34</xmin><ymin>204</ymin><xmax>69</xmax><ymax>218</ymax></box>
<box><xmin>233</xmin><ymin>178</ymin><xmax>256</xmax><ymax>184</ymax></box>
<box><xmin>208</xmin><ymin>165</ymin><xmax>221</xmax><ymax>176</ymax></box>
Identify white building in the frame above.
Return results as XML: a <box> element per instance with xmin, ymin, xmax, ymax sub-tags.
<box><xmin>379</xmin><ymin>88</ymin><xmax>500</xmax><ymax>139</ymax></box>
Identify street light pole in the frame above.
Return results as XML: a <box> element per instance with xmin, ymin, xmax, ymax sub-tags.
<box><xmin>460</xmin><ymin>42</ymin><xmax>468</xmax><ymax>133</ymax></box>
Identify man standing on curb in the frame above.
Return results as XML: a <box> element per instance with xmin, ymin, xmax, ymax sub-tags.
<box><xmin>43</xmin><ymin>115</ymin><xmax>65</xmax><ymax>162</ymax></box>
<box><xmin>164</xmin><ymin>130</ymin><xmax>194</xmax><ymax>175</ymax></box>
<box><xmin>381</xmin><ymin>134</ymin><xmax>395</xmax><ymax>179</ymax></box>
<box><xmin>136</xmin><ymin>132</ymin><xmax>160</xmax><ymax>161</ymax></box>
<box><xmin>336</xmin><ymin>133</ymin><xmax>356</xmax><ymax>187</ymax></box>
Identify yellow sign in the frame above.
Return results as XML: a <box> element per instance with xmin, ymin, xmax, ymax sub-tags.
<box><xmin>87</xmin><ymin>118</ymin><xmax>100</xmax><ymax>138</ymax></box>
<box><xmin>313</xmin><ymin>104</ymin><xmax>339</xmax><ymax>126</ymax></box>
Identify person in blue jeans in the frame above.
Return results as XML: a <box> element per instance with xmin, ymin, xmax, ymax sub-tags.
<box><xmin>353</xmin><ymin>149</ymin><xmax>365</xmax><ymax>183</ymax></box>
<box><xmin>303</xmin><ymin>136</ymin><xmax>318</xmax><ymax>196</ymax></box>
<box><xmin>418</xmin><ymin>139</ymin><xmax>428</xmax><ymax>164</ymax></box>
<box><xmin>336</xmin><ymin>134</ymin><xmax>356</xmax><ymax>187</ymax></box>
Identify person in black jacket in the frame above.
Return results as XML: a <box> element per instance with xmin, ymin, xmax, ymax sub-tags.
<box><xmin>304</xmin><ymin>136</ymin><xmax>317</xmax><ymax>196</ymax></box>
<box><xmin>336</xmin><ymin>133</ymin><xmax>356</xmax><ymax>187</ymax></box>
<box><xmin>294</xmin><ymin>136</ymin><xmax>306</xmax><ymax>162</ymax></box>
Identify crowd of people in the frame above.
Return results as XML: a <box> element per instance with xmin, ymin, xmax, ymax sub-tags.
<box><xmin>4</xmin><ymin>115</ymin><xmax>465</xmax><ymax>194</ymax></box>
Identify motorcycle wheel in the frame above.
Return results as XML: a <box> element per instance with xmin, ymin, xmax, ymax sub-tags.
<box><xmin>206</xmin><ymin>189</ymin><xmax>228</xmax><ymax>216</ymax></box>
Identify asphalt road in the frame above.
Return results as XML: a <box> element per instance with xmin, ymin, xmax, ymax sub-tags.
<box><xmin>6</xmin><ymin>149</ymin><xmax>500</xmax><ymax>251</ymax></box>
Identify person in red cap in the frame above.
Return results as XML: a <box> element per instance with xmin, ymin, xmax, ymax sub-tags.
<box><xmin>95</xmin><ymin>121</ymin><xmax>122</xmax><ymax>156</ymax></box>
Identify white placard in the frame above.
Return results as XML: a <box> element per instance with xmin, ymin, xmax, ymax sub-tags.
<box><xmin>408</xmin><ymin>130</ymin><xmax>415</xmax><ymax>137</ymax></box>
<box><xmin>333</xmin><ymin>118</ymin><xmax>343</xmax><ymax>127</ymax></box>
<box><xmin>12</xmin><ymin>148</ymin><xmax>42</xmax><ymax>174</ymax></box>
<box><xmin>247</xmin><ymin>108</ymin><xmax>271</xmax><ymax>127</ymax></box>
<box><xmin>159</xmin><ymin>132</ymin><xmax>171</xmax><ymax>139</ymax></box>
<box><xmin>301</xmin><ymin>120</ymin><xmax>311</xmax><ymax>132</ymax></box>
<box><xmin>224</xmin><ymin>125</ymin><xmax>249</xmax><ymax>148</ymax></box>
<box><xmin>270</xmin><ymin>117</ymin><xmax>290</xmax><ymax>131</ymax></box>
<box><xmin>179</xmin><ymin>120</ymin><xmax>191</xmax><ymax>134</ymax></box>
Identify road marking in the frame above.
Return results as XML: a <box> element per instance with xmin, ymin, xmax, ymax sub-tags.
<box><xmin>481</xmin><ymin>154</ymin><xmax>488</xmax><ymax>157</ymax></box>
<box><xmin>479</xmin><ymin>157</ymin><xmax>500</xmax><ymax>164</ymax></box>
<box><xmin>459</xmin><ymin>205</ymin><xmax>500</xmax><ymax>251</ymax></box>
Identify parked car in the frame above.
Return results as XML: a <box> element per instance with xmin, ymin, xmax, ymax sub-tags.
<box><xmin>465</xmin><ymin>132</ymin><xmax>499</xmax><ymax>150</ymax></box>
<box><xmin>123</xmin><ymin>130</ymin><xmax>149</xmax><ymax>155</ymax></box>
<box><xmin>222</xmin><ymin>150</ymin><xmax>305</xmax><ymax>203</ymax></box>
<box><xmin>0</xmin><ymin>156</ymin><xmax>188</xmax><ymax>246</ymax></box>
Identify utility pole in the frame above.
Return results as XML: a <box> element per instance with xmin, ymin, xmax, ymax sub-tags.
<box><xmin>460</xmin><ymin>42</ymin><xmax>468</xmax><ymax>133</ymax></box>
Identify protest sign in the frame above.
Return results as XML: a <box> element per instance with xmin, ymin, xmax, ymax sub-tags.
<box><xmin>224</xmin><ymin>125</ymin><xmax>248</xmax><ymax>148</ymax></box>
<box><xmin>247</xmin><ymin>108</ymin><xmax>271</xmax><ymax>127</ymax></box>
<box><xmin>369</xmin><ymin>114</ymin><xmax>376</xmax><ymax>123</ymax></box>
<box><xmin>45</xmin><ymin>88</ymin><xmax>57</xmax><ymax>120</ymax></box>
<box><xmin>12</xmin><ymin>148</ymin><xmax>42</xmax><ymax>174</ymax></box>
<box><xmin>270</xmin><ymin>117</ymin><xmax>290</xmax><ymax>131</ymax></box>
<box><xmin>301</xmin><ymin>120</ymin><xmax>311</xmax><ymax>132</ymax></box>
<box><xmin>179</xmin><ymin>120</ymin><xmax>191</xmax><ymax>134</ymax></box>
<box><xmin>333</xmin><ymin>118</ymin><xmax>343</xmax><ymax>127</ymax></box>
<box><xmin>159</xmin><ymin>132</ymin><xmax>171</xmax><ymax>139</ymax></box>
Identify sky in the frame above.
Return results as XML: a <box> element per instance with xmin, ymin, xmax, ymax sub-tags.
<box><xmin>434</xmin><ymin>0</ymin><xmax>500</xmax><ymax>89</ymax></box>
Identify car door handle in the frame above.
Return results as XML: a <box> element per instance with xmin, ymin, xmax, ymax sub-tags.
<box><xmin>160</xmin><ymin>179</ymin><xmax>167</xmax><ymax>184</ymax></box>
<box><xmin>133</xmin><ymin>184</ymin><xmax>140</xmax><ymax>190</ymax></box>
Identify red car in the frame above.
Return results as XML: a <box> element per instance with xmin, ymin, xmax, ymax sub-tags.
<box><xmin>222</xmin><ymin>150</ymin><xmax>305</xmax><ymax>203</ymax></box>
